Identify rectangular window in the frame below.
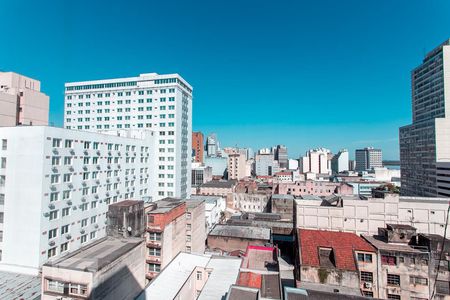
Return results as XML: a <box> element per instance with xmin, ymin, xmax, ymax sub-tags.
<box><xmin>49</xmin><ymin>210</ymin><xmax>58</xmax><ymax>220</ymax></box>
<box><xmin>196</xmin><ymin>271</ymin><xmax>202</xmax><ymax>280</ymax></box>
<box><xmin>2</xmin><ymin>139</ymin><xmax>7</xmax><ymax>150</ymax></box>
<box><xmin>357</xmin><ymin>253</ymin><xmax>373</xmax><ymax>263</ymax></box>
<box><xmin>81</xmin><ymin>234</ymin><xmax>87</xmax><ymax>243</ymax></box>
<box><xmin>62</xmin><ymin>207</ymin><xmax>70</xmax><ymax>217</ymax></box>
<box><xmin>52</xmin><ymin>138</ymin><xmax>62</xmax><ymax>148</ymax></box>
<box><xmin>149</xmin><ymin>232</ymin><xmax>161</xmax><ymax>241</ymax></box>
<box><xmin>47</xmin><ymin>247</ymin><xmax>57</xmax><ymax>258</ymax></box>
<box><xmin>0</xmin><ymin>157</ymin><xmax>6</xmax><ymax>169</ymax></box>
<box><xmin>61</xmin><ymin>224</ymin><xmax>69</xmax><ymax>234</ymax></box>
<box><xmin>50</xmin><ymin>192</ymin><xmax>59</xmax><ymax>202</ymax></box>
<box><xmin>81</xmin><ymin>218</ymin><xmax>88</xmax><ymax>227</ymax></box>
<box><xmin>387</xmin><ymin>274</ymin><xmax>400</xmax><ymax>286</ymax></box>
<box><xmin>387</xmin><ymin>295</ymin><xmax>400</xmax><ymax>300</ymax></box>
<box><xmin>360</xmin><ymin>271</ymin><xmax>373</xmax><ymax>283</ymax></box>
<box><xmin>60</xmin><ymin>242</ymin><xmax>69</xmax><ymax>253</ymax></box>
<box><xmin>51</xmin><ymin>174</ymin><xmax>60</xmax><ymax>184</ymax></box>
<box><xmin>48</xmin><ymin>228</ymin><xmax>57</xmax><ymax>239</ymax></box>
<box><xmin>381</xmin><ymin>255</ymin><xmax>396</xmax><ymax>266</ymax></box>
<box><xmin>148</xmin><ymin>248</ymin><xmax>161</xmax><ymax>256</ymax></box>
<box><xmin>410</xmin><ymin>276</ymin><xmax>428</xmax><ymax>285</ymax></box>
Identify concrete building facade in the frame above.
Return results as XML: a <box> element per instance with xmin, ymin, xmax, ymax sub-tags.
<box><xmin>0</xmin><ymin>72</ymin><xmax>49</xmax><ymax>126</ymax></box>
<box><xmin>331</xmin><ymin>149</ymin><xmax>349</xmax><ymax>174</ymax></box>
<box><xmin>0</xmin><ymin>126</ymin><xmax>156</xmax><ymax>275</ymax></box>
<box><xmin>64</xmin><ymin>73</ymin><xmax>192</xmax><ymax>200</ymax></box>
<box><xmin>355</xmin><ymin>147</ymin><xmax>383</xmax><ymax>172</ymax></box>
<box><xmin>192</xmin><ymin>132</ymin><xmax>204</xmax><ymax>163</ymax></box>
<box><xmin>228</xmin><ymin>153</ymin><xmax>247</xmax><ymax>180</ymax></box>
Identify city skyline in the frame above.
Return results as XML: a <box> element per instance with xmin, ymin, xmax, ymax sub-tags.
<box><xmin>1</xmin><ymin>1</ymin><xmax>450</xmax><ymax>159</ymax></box>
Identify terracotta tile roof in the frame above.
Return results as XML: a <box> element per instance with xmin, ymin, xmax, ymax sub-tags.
<box><xmin>237</xmin><ymin>272</ymin><xmax>262</xmax><ymax>289</ymax></box>
<box><xmin>298</xmin><ymin>229</ymin><xmax>375</xmax><ymax>271</ymax></box>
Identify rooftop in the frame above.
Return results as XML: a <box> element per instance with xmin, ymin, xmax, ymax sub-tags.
<box><xmin>299</xmin><ymin>195</ymin><xmax>323</xmax><ymax>201</ymax></box>
<box><xmin>0</xmin><ymin>271</ymin><xmax>41</xmax><ymax>300</ymax></box>
<box><xmin>285</xmin><ymin>286</ymin><xmax>375</xmax><ymax>300</ymax></box>
<box><xmin>209</xmin><ymin>224</ymin><xmax>271</xmax><ymax>240</ymax></box>
<box><xmin>184</xmin><ymin>198</ymin><xmax>205</xmax><ymax>208</ymax></box>
<box><xmin>272</xmin><ymin>194</ymin><xmax>295</xmax><ymax>200</ymax></box>
<box><xmin>362</xmin><ymin>235</ymin><xmax>425</xmax><ymax>253</ymax></box>
<box><xmin>298</xmin><ymin>229</ymin><xmax>375</xmax><ymax>271</ymax></box>
<box><xmin>147</xmin><ymin>198</ymin><xmax>185</xmax><ymax>214</ymax></box>
<box><xmin>200</xmin><ymin>180</ymin><xmax>237</xmax><ymax>189</ymax></box>
<box><xmin>44</xmin><ymin>237</ymin><xmax>143</xmax><ymax>272</ymax></box>
<box><xmin>109</xmin><ymin>200</ymin><xmax>142</xmax><ymax>207</ymax></box>
<box><xmin>226</xmin><ymin>285</ymin><xmax>259</xmax><ymax>300</ymax></box>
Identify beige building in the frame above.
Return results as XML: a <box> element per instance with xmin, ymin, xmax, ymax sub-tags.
<box><xmin>41</xmin><ymin>237</ymin><xmax>145</xmax><ymax>300</ymax></box>
<box><xmin>228</xmin><ymin>153</ymin><xmax>247</xmax><ymax>180</ymax></box>
<box><xmin>0</xmin><ymin>72</ymin><xmax>49</xmax><ymax>126</ymax></box>
<box><xmin>185</xmin><ymin>199</ymin><xmax>206</xmax><ymax>254</ymax></box>
<box><xmin>295</xmin><ymin>191</ymin><xmax>450</xmax><ymax>237</ymax></box>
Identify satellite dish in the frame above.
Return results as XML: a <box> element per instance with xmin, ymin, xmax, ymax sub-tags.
<box><xmin>127</xmin><ymin>226</ymin><xmax>132</xmax><ymax>232</ymax></box>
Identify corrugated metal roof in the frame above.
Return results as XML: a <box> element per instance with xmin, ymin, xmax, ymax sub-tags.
<box><xmin>0</xmin><ymin>271</ymin><xmax>41</xmax><ymax>300</ymax></box>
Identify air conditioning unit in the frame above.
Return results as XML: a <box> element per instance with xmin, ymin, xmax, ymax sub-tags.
<box><xmin>69</xmin><ymin>166</ymin><xmax>74</xmax><ymax>172</ymax></box>
<box><xmin>51</xmin><ymin>166</ymin><xmax>58</xmax><ymax>172</ymax></box>
<box><xmin>364</xmin><ymin>282</ymin><xmax>372</xmax><ymax>289</ymax></box>
<box><xmin>66</xmin><ymin>200</ymin><xmax>72</xmax><ymax>206</ymax></box>
<box><xmin>80</xmin><ymin>229</ymin><xmax>85</xmax><ymax>234</ymax></box>
<box><xmin>50</xmin><ymin>185</ymin><xmax>57</xmax><ymax>191</ymax></box>
<box><xmin>52</xmin><ymin>148</ymin><xmax>59</xmax><ymax>154</ymax></box>
<box><xmin>95</xmin><ymin>194</ymin><xmax>99</xmax><ymax>199</ymax></box>
<box><xmin>48</xmin><ymin>203</ymin><xmax>55</xmax><ymax>209</ymax></box>
<box><xmin>68</xmin><ymin>183</ymin><xmax>73</xmax><ymax>188</ymax></box>
<box><xmin>96</xmin><ymin>165</ymin><xmax>101</xmax><ymax>170</ymax></box>
<box><xmin>82</xmin><ymin>182</ymin><xmax>87</xmax><ymax>186</ymax></box>
<box><xmin>83</xmin><ymin>166</ymin><xmax>88</xmax><ymax>171</ymax></box>
<box><xmin>84</xmin><ymin>150</ymin><xmax>88</xmax><ymax>155</ymax></box>
<box><xmin>65</xmin><ymin>234</ymin><xmax>71</xmax><ymax>239</ymax></box>
<box><xmin>81</xmin><ymin>197</ymin><xmax>86</xmax><ymax>202</ymax></box>
<box><xmin>96</xmin><ymin>150</ymin><xmax>101</xmax><ymax>156</ymax></box>
<box><xmin>70</xmin><ymin>149</ymin><xmax>75</xmax><ymax>155</ymax></box>
<box><xmin>49</xmin><ymin>240</ymin><xmax>55</xmax><ymax>246</ymax></box>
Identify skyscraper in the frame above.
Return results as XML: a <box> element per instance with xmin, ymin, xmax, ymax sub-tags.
<box><xmin>355</xmin><ymin>147</ymin><xmax>382</xmax><ymax>172</ymax></box>
<box><xmin>400</xmin><ymin>39</ymin><xmax>450</xmax><ymax>197</ymax></box>
<box><xmin>206</xmin><ymin>133</ymin><xmax>219</xmax><ymax>157</ymax></box>
<box><xmin>0</xmin><ymin>72</ymin><xmax>49</xmax><ymax>126</ymax></box>
<box><xmin>64</xmin><ymin>73</ymin><xmax>192</xmax><ymax>199</ymax></box>
<box><xmin>192</xmin><ymin>131</ymin><xmax>204</xmax><ymax>163</ymax></box>
<box><xmin>274</xmin><ymin>145</ymin><xmax>288</xmax><ymax>169</ymax></box>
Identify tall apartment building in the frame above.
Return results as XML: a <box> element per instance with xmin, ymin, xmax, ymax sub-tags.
<box><xmin>145</xmin><ymin>197</ymin><xmax>206</xmax><ymax>281</ymax></box>
<box><xmin>227</xmin><ymin>153</ymin><xmax>247</xmax><ymax>180</ymax></box>
<box><xmin>0</xmin><ymin>126</ymin><xmax>156</xmax><ymax>275</ymax></box>
<box><xmin>400</xmin><ymin>39</ymin><xmax>450</xmax><ymax>197</ymax></box>
<box><xmin>254</xmin><ymin>153</ymin><xmax>279</xmax><ymax>176</ymax></box>
<box><xmin>64</xmin><ymin>73</ymin><xmax>192</xmax><ymax>200</ymax></box>
<box><xmin>274</xmin><ymin>145</ymin><xmax>288</xmax><ymax>169</ymax></box>
<box><xmin>355</xmin><ymin>147</ymin><xmax>382</xmax><ymax>172</ymax></box>
<box><xmin>192</xmin><ymin>131</ymin><xmax>204</xmax><ymax>163</ymax></box>
<box><xmin>331</xmin><ymin>149</ymin><xmax>349</xmax><ymax>174</ymax></box>
<box><xmin>299</xmin><ymin>148</ymin><xmax>330</xmax><ymax>174</ymax></box>
<box><xmin>0</xmin><ymin>72</ymin><xmax>49</xmax><ymax>126</ymax></box>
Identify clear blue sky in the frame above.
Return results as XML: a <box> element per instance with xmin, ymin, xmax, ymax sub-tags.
<box><xmin>1</xmin><ymin>0</ymin><xmax>449</xmax><ymax>160</ymax></box>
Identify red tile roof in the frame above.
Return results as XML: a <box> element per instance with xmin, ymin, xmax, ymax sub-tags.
<box><xmin>298</xmin><ymin>229</ymin><xmax>375</xmax><ymax>271</ymax></box>
<box><xmin>237</xmin><ymin>272</ymin><xmax>262</xmax><ymax>289</ymax></box>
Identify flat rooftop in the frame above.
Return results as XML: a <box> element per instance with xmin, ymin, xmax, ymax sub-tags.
<box><xmin>209</xmin><ymin>224</ymin><xmax>271</xmax><ymax>240</ymax></box>
<box><xmin>44</xmin><ymin>237</ymin><xmax>143</xmax><ymax>272</ymax></box>
<box><xmin>226</xmin><ymin>285</ymin><xmax>259</xmax><ymax>300</ymax></box>
<box><xmin>362</xmin><ymin>235</ymin><xmax>425</xmax><ymax>254</ymax></box>
<box><xmin>184</xmin><ymin>198</ymin><xmax>205</xmax><ymax>208</ymax></box>
<box><xmin>200</xmin><ymin>180</ymin><xmax>237</xmax><ymax>188</ymax></box>
<box><xmin>148</xmin><ymin>198</ymin><xmax>185</xmax><ymax>214</ymax></box>
<box><xmin>109</xmin><ymin>200</ymin><xmax>142</xmax><ymax>207</ymax></box>
<box><xmin>0</xmin><ymin>271</ymin><xmax>41</xmax><ymax>300</ymax></box>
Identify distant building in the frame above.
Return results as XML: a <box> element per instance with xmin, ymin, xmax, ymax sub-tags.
<box><xmin>191</xmin><ymin>163</ymin><xmax>213</xmax><ymax>187</ymax></box>
<box><xmin>400</xmin><ymin>40</ymin><xmax>450</xmax><ymax>197</ymax></box>
<box><xmin>137</xmin><ymin>252</ymin><xmax>242</xmax><ymax>300</ymax></box>
<box><xmin>207</xmin><ymin>224</ymin><xmax>271</xmax><ymax>253</ymax></box>
<box><xmin>274</xmin><ymin>145</ymin><xmax>288</xmax><ymax>169</ymax></box>
<box><xmin>275</xmin><ymin>181</ymin><xmax>353</xmax><ymax>197</ymax></box>
<box><xmin>206</xmin><ymin>133</ymin><xmax>219</xmax><ymax>157</ymax></box>
<box><xmin>228</xmin><ymin>153</ymin><xmax>247</xmax><ymax>180</ymax></box>
<box><xmin>204</xmin><ymin>156</ymin><xmax>228</xmax><ymax>177</ymax></box>
<box><xmin>331</xmin><ymin>149</ymin><xmax>349</xmax><ymax>174</ymax></box>
<box><xmin>190</xmin><ymin>195</ymin><xmax>225</xmax><ymax>232</ymax></box>
<box><xmin>184</xmin><ymin>199</ymin><xmax>206</xmax><ymax>254</ymax></box>
<box><xmin>192</xmin><ymin>132</ymin><xmax>204</xmax><ymax>163</ymax></box>
<box><xmin>255</xmin><ymin>153</ymin><xmax>279</xmax><ymax>176</ymax></box>
<box><xmin>355</xmin><ymin>147</ymin><xmax>382</xmax><ymax>172</ymax></box>
<box><xmin>296</xmin><ymin>229</ymin><xmax>378</xmax><ymax>298</ymax></box>
<box><xmin>198</xmin><ymin>180</ymin><xmax>237</xmax><ymax>198</ymax></box>
<box><xmin>299</xmin><ymin>148</ymin><xmax>330</xmax><ymax>175</ymax></box>
<box><xmin>0</xmin><ymin>71</ymin><xmax>49</xmax><ymax>126</ymax></box>
<box><xmin>232</xmin><ymin>191</ymin><xmax>271</xmax><ymax>213</ymax></box>
<box><xmin>288</xmin><ymin>159</ymin><xmax>299</xmax><ymax>170</ymax></box>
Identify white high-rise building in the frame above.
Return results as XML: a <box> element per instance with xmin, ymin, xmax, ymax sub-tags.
<box><xmin>400</xmin><ymin>40</ymin><xmax>450</xmax><ymax>197</ymax></box>
<box><xmin>299</xmin><ymin>148</ymin><xmax>330</xmax><ymax>174</ymax></box>
<box><xmin>0</xmin><ymin>126</ymin><xmax>156</xmax><ymax>275</ymax></box>
<box><xmin>331</xmin><ymin>149</ymin><xmax>349</xmax><ymax>174</ymax></box>
<box><xmin>64</xmin><ymin>73</ymin><xmax>193</xmax><ymax>199</ymax></box>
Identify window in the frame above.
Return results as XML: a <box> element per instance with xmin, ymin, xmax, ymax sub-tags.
<box><xmin>149</xmin><ymin>248</ymin><xmax>161</xmax><ymax>256</ymax></box>
<box><xmin>360</xmin><ymin>271</ymin><xmax>373</xmax><ymax>283</ymax></box>
<box><xmin>357</xmin><ymin>253</ymin><xmax>373</xmax><ymax>263</ymax></box>
<box><xmin>81</xmin><ymin>234</ymin><xmax>87</xmax><ymax>244</ymax></box>
<box><xmin>63</xmin><ymin>173</ymin><xmax>72</xmax><ymax>182</ymax></box>
<box><xmin>64</xmin><ymin>156</ymin><xmax>72</xmax><ymax>165</ymax></box>
<box><xmin>51</xmin><ymin>174</ymin><xmax>60</xmax><ymax>184</ymax></box>
<box><xmin>62</xmin><ymin>207</ymin><xmax>70</xmax><ymax>217</ymax></box>
<box><xmin>148</xmin><ymin>263</ymin><xmax>160</xmax><ymax>272</ymax></box>
<box><xmin>186</xmin><ymin>235</ymin><xmax>191</xmax><ymax>242</ymax></box>
<box><xmin>363</xmin><ymin>291</ymin><xmax>374</xmax><ymax>297</ymax></box>
<box><xmin>49</xmin><ymin>210</ymin><xmax>58</xmax><ymax>220</ymax></box>
<box><xmin>47</xmin><ymin>247</ymin><xmax>57</xmax><ymax>258</ymax></box>
<box><xmin>2</xmin><ymin>139</ymin><xmax>7</xmax><ymax>150</ymax></box>
<box><xmin>0</xmin><ymin>194</ymin><xmax>4</xmax><ymax>205</ymax></box>
<box><xmin>387</xmin><ymin>274</ymin><xmax>400</xmax><ymax>286</ymax></box>
<box><xmin>91</xmin><ymin>215</ymin><xmax>97</xmax><ymax>224</ymax></box>
<box><xmin>52</xmin><ymin>138</ymin><xmax>62</xmax><ymax>148</ymax></box>
<box><xmin>436</xmin><ymin>280</ymin><xmax>450</xmax><ymax>295</ymax></box>
<box><xmin>196</xmin><ymin>271</ymin><xmax>202</xmax><ymax>280</ymax></box>
<box><xmin>52</xmin><ymin>156</ymin><xmax>61</xmax><ymax>166</ymax></box>
<box><xmin>62</xmin><ymin>190</ymin><xmax>71</xmax><ymax>200</ymax></box>
<box><xmin>387</xmin><ymin>295</ymin><xmax>401</xmax><ymax>300</ymax></box>
<box><xmin>46</xmin><ymin>279</ymin><xmax>65</xmax><ymax>293</ymax></box>
<box><xmin>60</xmin><ymin>242</ymin><xmax>69</xmax><ymax>253</ymax></box>
<box><xmin>186</xmin><ymin>212</ymin><xmax>191</xmax><ymax>219</ymax></box>
<box><xmin>48</xmin><ymin>228</ymin><xmax>57</xmax><ymax>239</ymax></box>
<box><xmin>50</xmin><ymin>192</ymin><xmax>59</xmax><ymax>202</ymax></box>
<box><xmin>61</xmin><ymin>224</ymin><xmax>69</xmax><ymax>234</ymax></box>
<box><xmin>381</xmin><ymin>255</ymin><xmax>396</xmax><ymax>265</ymax></box>
<box><xmin>149</xmin><ymin>232</ymin><xmax>161</xmax><ymax>241</ymax></box>
<box><xmin>0</xmin><ymin>157</ymin><xmax>6</xmax><ymax>169</ymax></box>
<box><xmin>90</xmin><ymin>231</ymin><xmax>96</xmax><ymax>239</ymax></box>
<box><xmin>410</xmin><ymin>276</ymin><xmax>428</xmax><ymax>285</ymax></box>
<box><xmin>69</xmin><ymin>283</ymin><xmax>88</xmax><ymax>296</ymax></box>
<box><xmin>81</xmin><ymin>218</ymin><xmax>88</xmax><ymax>227</ymax></box>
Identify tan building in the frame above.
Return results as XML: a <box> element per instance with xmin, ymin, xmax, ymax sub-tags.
<box><xmin>145</xmin><ymin>198</ymin><xmax>207</xmax><ymax>280</ymax></box>
<box><xmin>207</xmin><ymin>224</ymin><xmax>271</xmax><ymax>253</ymax></box>
<box><xmin>41</xmin><ymin>237</ymin><xmax>145</xmax><ymax>300</ymax></box>
<box><xmin>228</xmin><ymin>153</ymin><xmax>247</xmax><ymax>180</ymax></box>
<box><xmin>0</xmin><ymin>72</ymin><xmax>49</xmax><ymax>126</ymax></box>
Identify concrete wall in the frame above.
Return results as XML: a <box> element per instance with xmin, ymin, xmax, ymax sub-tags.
<box><xmin>207</xmin><ymin>236</ymin><xmax>268</xmax><ymax>253</ymax></box>
<box><xmin>187</xmin><ymin>202</ymin><xmax>206</xmax><ymax>253</ymax></box>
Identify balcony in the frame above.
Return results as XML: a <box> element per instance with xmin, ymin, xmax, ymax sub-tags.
<box><xmin>146</xmin><ymin>257</ymin><xmax>161</xmax><ymax>264</ymax></box>
<box><xmin>146</xmin><ymin>241</ymin><xmax>161</xmax><ymax>248</ymax></box>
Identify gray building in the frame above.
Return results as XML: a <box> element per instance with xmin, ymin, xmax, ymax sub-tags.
<box><xmin>206</xmin><ymin>133</ymin><xmax>219</xmax><ymax>157</ymax></box>
<box><xmin>274</xmin><ymin>145</ymin><xmax>288</xmax><ymax>169</ymax></box>
<box><xmin>400</xmin><ymin>39</ymin><xmax>450</xmax><ymax>197</ymax></box>
<box><xmin>255</xmin><ymin>153</ymin><xmax>279</xmax><ymax>176</ymax></box>
<box><xmin>331</xmin><ymin>149</ymin><xmax>349</xmax><ymax>174</ymax></box>
<box><xmin>355</xmin><ymin>147</ymin><xmax>382</xmax><ymax>172</ymax></box>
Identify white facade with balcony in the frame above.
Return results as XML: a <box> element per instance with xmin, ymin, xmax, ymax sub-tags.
<box><xmin>0</xmin><ymin>126</ymin><xmax>156</xmax><ymax>275</ymax></box>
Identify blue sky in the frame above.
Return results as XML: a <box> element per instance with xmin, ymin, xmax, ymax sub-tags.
<box><xmin>1</xmin><ymin>0</ymin><xmax>449</xmax><ymax>160</ymax></box>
